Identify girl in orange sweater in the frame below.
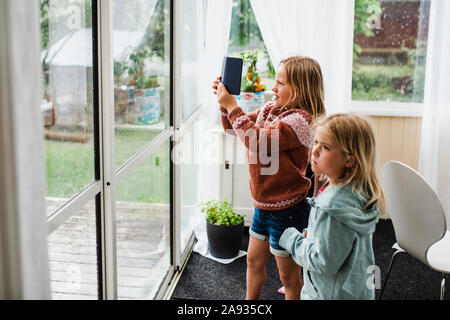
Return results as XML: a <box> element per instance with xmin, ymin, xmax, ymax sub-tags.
<box><xmin>213</xmin><ymin>56</ymin><xmax>325</xmax><ymax>300</ymax></box>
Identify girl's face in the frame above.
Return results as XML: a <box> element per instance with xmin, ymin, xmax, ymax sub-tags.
<box><xmin>311</xmin><ymin>126</ymin><xmax>354</xmax><ymax>185</ymax></box>
<box><xmin>272</xmin><ymin>65</ymin><xmax>295</xmax><ymax>108</ymax></box>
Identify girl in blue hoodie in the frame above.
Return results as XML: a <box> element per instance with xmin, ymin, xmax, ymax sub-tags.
<box><xmin>280</xmin><ymin>113</ymin><xmax>385</xmax><ymax>300</ymax></box>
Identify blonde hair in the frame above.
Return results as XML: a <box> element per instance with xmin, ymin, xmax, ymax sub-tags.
<box><xmin>313</xmin><ymin>113</ymin><xmax>386</xmax><ymax>216</ymax></box>
<box><xmin>280</xmin><ymin>56</ymin><xmax>326</xmax><ymax>120</ymax></box>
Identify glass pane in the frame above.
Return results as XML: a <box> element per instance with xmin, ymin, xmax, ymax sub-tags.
<box><xmin>40</xmin><ymin>0</ymin><xmax>95</xmax><ymax>212</ymax></box>
<box><xmin>227</xmin><ymin>0</ymin><xmax>274</xmax><ymax>107</ymax></box>
<box><xmin>113</xmin><ymin>0</ymin><xmax>171</xmax><ymax>170</ymax></box>
<box><xmin>180</xmin><ymin>121</ymin><xmax>199</xmax><ymax>253</ymax></box>
<box><xmin>352</xmin><ymin>0</ymin><xmax>430</xmax><ymax>102</ymax></box>
<box><xmin>47</xmin><ymin>199</ymin><xmax>98</xmax><ymax>300</ymax></box>
<box><xmin>116</xmin><ymin>141</ymin><xmax>171</xmax><ymax>300</ymax></box>
<box><xmin>181</xmin><ymin>0</ymin><xmax>204</xmax><ymax>120</ymax></box>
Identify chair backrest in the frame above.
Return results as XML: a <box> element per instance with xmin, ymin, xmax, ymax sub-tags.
<box><xmin>382</xmin><ymin>161</ymin><xmax>447</xmax><ymax>265</ymax></box>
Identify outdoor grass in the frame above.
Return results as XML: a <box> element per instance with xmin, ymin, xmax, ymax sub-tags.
<box><xmin>46</xmin><ymin>139</ymin><xmax>95</xmax><ymax>198</ymax></box>
<box><xmin>45</xmin><ymin>128</ymin><xmax>170</xmax><ymax>204</ymax></box>
<box><xmin>352</xmin><ymin>64</ymin><xmax>426</xmax><ymax>102</ymax></box>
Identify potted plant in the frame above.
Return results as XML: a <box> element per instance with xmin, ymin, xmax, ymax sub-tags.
<box><xmin>200</xmin><ymin>199</ymin><xmax>245</xmax><ymax>259</ymax></box>
<box><xmin>237</xmin><ymin>51</ymin><xmax>267</xmax><ymax>113</ymax></box>
<box><xmin>126</xmin><ymin>47</ymin><xmax>161</xmax><ymax>125</ymax></box>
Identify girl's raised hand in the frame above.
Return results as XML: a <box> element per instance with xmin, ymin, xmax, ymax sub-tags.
<box><xmin>212</xmin><ymin>76</ymin><xmax>221</xmax><ymax>95</ymax></box>
<box><xmin>217</xmin><ymin>82</ymin><xmax>238</xmax><ymax>112</ymax></box>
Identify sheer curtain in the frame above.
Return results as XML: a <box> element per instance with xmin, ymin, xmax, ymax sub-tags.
<box><xmin>193</xmin><ymin>0</ymin><xmax>233</xmax><ymax>258</ymax></box>
<box><xmin>0</xmin><ymin>0</ymin><xmax>50</xmax><ymax>299</ymax></box>
<box><xmin>250</xmin><ymin>0</ymin><xmax>355</xmax><ymax>114</ymax></box>
<box><xmin>418</xmin><ymin>0</ymin><xmax>450</xmax><ymax>222</ymax></box>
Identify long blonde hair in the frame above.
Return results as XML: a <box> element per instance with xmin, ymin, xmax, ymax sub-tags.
<box><xmin>313</xmin><ymin>113</ymin><xmax>386</xmax><ymax>215</ymax></box>
<box><xmin>280</xmin><ymin>56</ymin><xmax>326</xmax><ymax>120</ymax></box>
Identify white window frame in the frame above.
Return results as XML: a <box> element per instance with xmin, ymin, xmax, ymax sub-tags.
<box><xmin>351</xmin><ymin>100</ymin><xmax>424</xmax><ymax>117</ymax></box>
<box><xmin>350</xmin><ymin>0</ymin><xmax>428</xmax><ymax>118</ymax></box>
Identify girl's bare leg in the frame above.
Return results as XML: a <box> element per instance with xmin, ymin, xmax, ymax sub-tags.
<box><xmin>246</xmin><ymin>236</ymin><xmax>270</xmax><ymax>300</ymax></box>
<box><xmin>275</xmin><ymin>255</ymin><xmax>303</xmax><ymax>300</ymax></box>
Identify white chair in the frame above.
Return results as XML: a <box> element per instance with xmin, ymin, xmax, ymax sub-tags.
<box><xmin>379</xmin><ymin>161</ymin><xmax>450</xmax><ymax>300</ymax></box>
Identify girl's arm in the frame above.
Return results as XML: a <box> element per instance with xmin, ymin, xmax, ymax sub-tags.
<box><xmin>219</xmin><ymin>106</ymin><xmax>235</xmax><ymax>134</ymax></box>
<box><xmin>225</xmin><ymin>105</ymin><xmax>312</xmax><ymax>152</ymax></box>
<box><xmin>216</xmin><ymin>81</ymin><xmax>312</xmax><ymax>152</ymax></box>
<box><xmin>279</xmin><ymin>211</ymin><xmax>355</xmax><ymax>275</ymax></box>
<box><xmin>220</xmin><ymin>106</ymin><xmax>260</xmax><ymax>135</ymax></box>
<box><xmin>215</xmin><ymin>77</ymin><xmax>260</xmax><ymax>135</ymax></box>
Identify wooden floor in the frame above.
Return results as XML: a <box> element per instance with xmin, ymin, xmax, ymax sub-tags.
<box><xmin>46</xmin><ymin>198</ymin><xmax>171</xmax><ymax>300</ymax></box>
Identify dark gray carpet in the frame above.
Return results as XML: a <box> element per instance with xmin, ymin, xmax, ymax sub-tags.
<box><xmin>172</xmin><ymin>219</ymin><xmax>449</xmax><ymax>300</ymax></box>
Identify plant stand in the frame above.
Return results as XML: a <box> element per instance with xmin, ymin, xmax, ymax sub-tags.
<box><xmin>128</xmin><ymin>87</ymin><xmax>161</xmax><ymax>125</ymax></box>
<box><xmin>236</xmin><ymin>91</ymin><xmax>265</xmax><ymax>113</ymax></box>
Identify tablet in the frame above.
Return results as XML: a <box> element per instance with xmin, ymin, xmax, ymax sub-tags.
<box><xmin>221</xmin><ymin>56</ymin><xmax>243</xmax><ymax>95</ymax></box>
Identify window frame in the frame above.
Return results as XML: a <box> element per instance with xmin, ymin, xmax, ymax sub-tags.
<box><xmin>350</xmin><ymin>100</ymin><xmax>424</xmax><ymax>117</ymax></box>
<box><xmin>350</xmin><ymin>0</ymin><xmax>429</xmax><ymax>117</ymax></box>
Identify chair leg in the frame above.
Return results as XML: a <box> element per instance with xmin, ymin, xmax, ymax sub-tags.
<box><xmin>440</xmin><ymin>274</ymin><xmax>447</xmax><ymax>300</ymax></box>
<box><xmin>378</xmin><ymin>248</ymin><xmax>405</xmax><ymax>300</ymax></box>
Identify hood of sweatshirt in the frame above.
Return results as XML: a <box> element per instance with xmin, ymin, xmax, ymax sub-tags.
<box><xmin>307</xmin><ymin>184</ymin><xmax>379</xmax><ymax>235</ymax></box>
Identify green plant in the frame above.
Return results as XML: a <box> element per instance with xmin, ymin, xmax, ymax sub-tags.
<box><xmin>114</xmin><ymin>60</ymin><xmax>126</xmax><ymax>84</ymax></box>
<box><xmin>353</xmin><ymin>0</ymin><xmax>382</xmax><ymax>61</ymax></box>
<box><xmin>200</xmin><ymin>200</ymin><xmax>245</xmax><ymax>226</ymax></box>
<box><xmin>240</xmin><ymin>51</ymin><xmax>266</xmax><ymax>92</ymax></box>
<box><xmin>141</xmin><ymin>0</ymin><xmax>167</xmax><ymax>59</ymax></box>
<box><xmin>352</xmin><ymin>64</ymin><xmax>424</xmax><ymax>102</ymax></box>
<box><xmin>126</xmin><ymin>48</ymin><xmax>159</xmax><ymax>89</ymax></box>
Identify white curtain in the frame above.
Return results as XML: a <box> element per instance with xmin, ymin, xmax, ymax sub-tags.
<box><xmin>199</xmin><ymin>0</ymin><xmax>233</xmax><ymax>128</ymax></box>
<box><xmin>193</xmin><ymin>0</ymin><xmax>234</xmax><ymax>259</ymax></box>
<box><xmin>196</xmin><ymin>0</ymin><xmax>233</xmax><ymax>202</ymax></box>
<box><xmin>250</xmin><ymin>0</ymin><xmax>355</xmax><ymax>114</ymax></box>
<box><xmin>0</xmin><ymin>0</ymin><xmax>50</xmax><ymax>299</ymax></box>
<box><xmin>418</xmin><ymin>0</ymin><xmax>450</xmax><ymax>223</ymax></box>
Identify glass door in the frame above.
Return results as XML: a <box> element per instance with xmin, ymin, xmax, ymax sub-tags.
<box><xmin>112</xmin><ymin>0</ymin><xmax>172</xmax><ymax>300</ymax></box>
<box><xmin>41</xmin><ymin>0</ymin><xmax>204</xmax><ymax>300</ymax></box>
<box><xmin>41</xmin><ymin>0</ymin><xmax>101</xmax><ymax>299</ymax></box>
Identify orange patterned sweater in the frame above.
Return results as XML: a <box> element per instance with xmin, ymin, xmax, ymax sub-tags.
<box><xmin>220</xmin><ymin>102</ymin><xmax>313</xmax><ymax>211</ymax></box>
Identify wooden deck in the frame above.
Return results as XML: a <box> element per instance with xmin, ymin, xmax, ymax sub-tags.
<box><xmin>46</xmin><ymin>198</ymin><xmax>171</xmax><ymax>300</ymax></box>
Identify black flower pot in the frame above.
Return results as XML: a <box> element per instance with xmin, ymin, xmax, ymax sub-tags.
<box><xmin>206</xmin><ymin>220</ymin><xmax>244</xmax><ymax>259</ymax></box>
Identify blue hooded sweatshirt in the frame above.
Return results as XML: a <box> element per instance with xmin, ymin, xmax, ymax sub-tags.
<box><xmin>279</xmin><ymin>183</ymin><xmax>379</xmax><ymax>300</ymax></box>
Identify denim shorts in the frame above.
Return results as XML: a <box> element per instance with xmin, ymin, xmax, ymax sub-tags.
<box><xmin>249</xmin><ymin>201</ymin><xmax>311</xmax><ymax>257</ymax></box>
